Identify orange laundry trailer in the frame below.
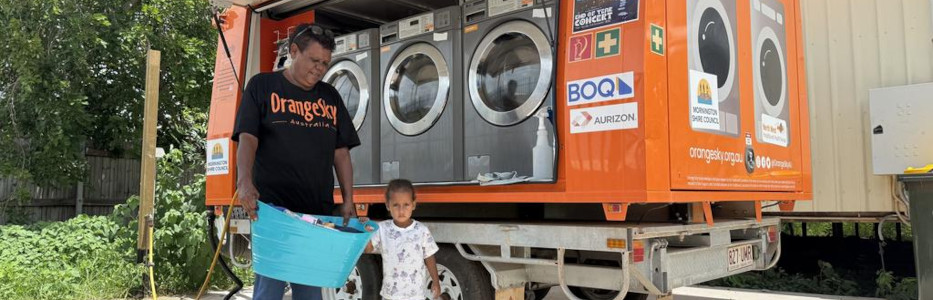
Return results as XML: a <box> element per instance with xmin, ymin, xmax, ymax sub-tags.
<box><xmin>205</xmin><ymin>0</ymin><xmax>811</xmax><ymax>222</ymax></box>
<box><xmin>203</xmin><ymin>1</ymin><xmax>810</xmax><ymax>298</ymax></box>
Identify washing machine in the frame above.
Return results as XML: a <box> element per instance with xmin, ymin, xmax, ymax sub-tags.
<box><xmin>324</xmin><ymin>29</ymin><xmax>380</xmax><ymax>185</ymax></box>
<box><xmin>460</xmin><ymin>0</ymin><xmax>556</xmax><ymax>180</ymax></box>
<box><xmin>750</xmin><ymin>0</ymin><xmax>789</xmax><ymax>147</ymax></box>
<box><xmin>687</xmin><ymin>0</ymin><xmax>740</xmax><ymax>136</ymax></box>
<box><xmin>379</xmin><ymin>6</ymin><xmax>463</xmax><ymax>183</ymax></box>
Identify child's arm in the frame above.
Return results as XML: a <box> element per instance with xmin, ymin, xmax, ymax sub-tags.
<box><xmin>425</xmin><ymin>255</ymin><xmax>441</xmax><ymax>299</ymax></box>
<box><xmin>365</xmin><ymin>223</ymin><xmax>380</xmax><ymax>254</ymax></box>
<box><xmin>364</xmin><ymin>241</ymin><xmax>375</xmax><ymax>254</ymax></box>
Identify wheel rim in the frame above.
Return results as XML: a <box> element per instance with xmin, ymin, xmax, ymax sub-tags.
<box><xmin>427</xmin><ymin>264</ymin><xmax>463</xmax><ymax>300</ymax></box>
<box><xmin>331</xmin><ymin>266</ymin><xmax>364</xmax><ymax>300</ymax></box>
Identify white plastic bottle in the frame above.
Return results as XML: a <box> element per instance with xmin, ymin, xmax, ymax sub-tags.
<box><xmin>533</xmin><ymin>110</ymin><xmax>554</xmax><ymax>180</ymax></box>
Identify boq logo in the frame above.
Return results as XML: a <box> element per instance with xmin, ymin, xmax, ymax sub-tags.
<box><xmin>567</xmin><ymin>72</ymin><xmax>635</xmax><ymax>106</ymax></box>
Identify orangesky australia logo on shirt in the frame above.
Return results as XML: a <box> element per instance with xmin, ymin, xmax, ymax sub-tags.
<box><xmin>269</xmin><ymin>92</ymin><xmax>338</xmax><ymax>129</ymax></box>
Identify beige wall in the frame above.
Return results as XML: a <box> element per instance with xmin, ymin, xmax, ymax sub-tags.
<box><xmin>785</xmin><ymin>0</ymin><xmax>933</xmax><ymax>213</ymax></box>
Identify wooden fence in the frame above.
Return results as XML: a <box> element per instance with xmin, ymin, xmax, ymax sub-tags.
<box><xmin>0</xmin><ymin>156</ymin><xmax>197</xmax><ymax>224</ymax></box>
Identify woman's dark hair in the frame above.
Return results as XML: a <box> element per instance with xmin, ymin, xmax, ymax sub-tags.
<box><xmin>385</xmin><ymin>179</ymin><xmax>416</xmax><ymax>202</ymax></box>
<box><xmin>289</xmin><ymin>23</ymin><xmax>336</xmax><ymax>51</ymax></box>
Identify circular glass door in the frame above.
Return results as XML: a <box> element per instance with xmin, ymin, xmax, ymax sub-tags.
<box><xmin>323</xmin><ymin>60</ymin><xmax>369</xmax><ymax>131</ymax></box>
<box><xmin>755</xmin><ymin>26</ymin><xmax>787</xmax><ymax>117</ymax></box>
<box><xmin>468</xmin><ymin>20</ymin><xmax>553</xmax><ymax>126</ymax></box>
<box><xmin>383</xmin><ymin>43</ymin><xmax>450</xmax><ymax>136</ymax></box>
<box><xmin>690</xmin><ymin>0</ymin><xmax>736</xmax><ymax>103</ymax></box>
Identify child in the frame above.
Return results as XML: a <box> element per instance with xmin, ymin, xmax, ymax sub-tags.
<box><xmin>365</xmin><ymin>179</ymin><xmax>442</xmax><ymax>300</ymax></box>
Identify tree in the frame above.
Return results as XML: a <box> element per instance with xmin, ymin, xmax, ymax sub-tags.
<box><xmin>0</xmin><ymin>0</ymin><xmax>216</xmax><ymax>206</ymax></box>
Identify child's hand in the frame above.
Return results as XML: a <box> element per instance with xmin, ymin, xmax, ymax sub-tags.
<box><xmin>431</xmin><ymin>281</ymin><xmax>441</xmax><ymax>299</ymax></box>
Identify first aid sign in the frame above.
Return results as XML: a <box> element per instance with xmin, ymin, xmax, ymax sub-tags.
<box><xmin>567</xmin><ymin>72</ymin><xmax>635</xmax><ymax>106</ymax></box>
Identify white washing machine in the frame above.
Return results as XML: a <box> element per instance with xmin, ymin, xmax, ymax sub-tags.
<box><xmin>324</xmin><ymin>29</ymin><xmax>380</xmax><ymax>185</ymax></box>
<box><xmin>751</xmin><ymin>0</ymin><xmax>789</xmax><ymax>147</ymax></box>
<box><xmin>379</xmin><ymin>6</ymin><xmax>463</xmax><ymax>183</ymax></box>
<box><xmin>688</xmin><ymin>0</ymin><xmax>741</xmax><ymax>136</ymax></box>
<box><xmin>460</xmin><ymin>0</ymin><xmax>556</xmax><ymax>179</ymax></box>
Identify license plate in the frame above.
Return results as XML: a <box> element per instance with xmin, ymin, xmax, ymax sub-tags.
<box><xmin>727</xmin><ymin>244</ymin><xmax>754</xmax><ymax>271</ymax></box>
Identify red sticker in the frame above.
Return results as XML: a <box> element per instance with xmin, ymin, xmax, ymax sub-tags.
<box><xmin>568</xmin><ymin>33</ymin><xmax>593</xmax><ymax>63</ymax></box>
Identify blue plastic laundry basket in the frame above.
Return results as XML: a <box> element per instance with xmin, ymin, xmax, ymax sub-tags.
<box><xmin>251</xmin><ymin>201</ymin><xmax>378</xmax><ymax>288</ymax></box>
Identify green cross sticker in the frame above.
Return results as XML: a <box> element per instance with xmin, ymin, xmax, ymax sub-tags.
<box><xmin>650</xmin><ymin>24</ymin><xmax>665</xmax><ymax>56</ymax></box>
<box><xmin>595</xmin><ymin>28</ymin><xmax>620</xmax><ymax>58</ymax></box>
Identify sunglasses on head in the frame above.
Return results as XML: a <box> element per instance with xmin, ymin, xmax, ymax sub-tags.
<box><xmin>291</xmin><ymin>24</ymin><xmax>334</xmax><ymax>42</ymax></box>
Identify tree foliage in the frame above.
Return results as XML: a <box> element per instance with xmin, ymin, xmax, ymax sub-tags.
<box><xmin>0</xmin><ymin>0</ymin><xmax>217</xmax><ymax>192</ymax></box>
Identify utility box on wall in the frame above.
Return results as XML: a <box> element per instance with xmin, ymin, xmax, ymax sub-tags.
<box><xmin>869</xmin><ymin>82</ymin><xmax>933</xmax><ymax>175</ymax></box>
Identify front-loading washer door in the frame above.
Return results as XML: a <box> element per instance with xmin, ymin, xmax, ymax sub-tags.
<box><xmin>324</xmin><ymin>60</ymin><xmax>369</xmax><ymax>131</ymax></box>
<box><xmin>755</xmin><ymin>26</ymin><xmax>787</xmax><ymax>118</ymax></box>
<box><xmin>690</xmin><ymin>0</ymin><xmax>737</xmax><ymax>103</ymax></box>
<box><xmin>468</xmin><ymin>20</ymin><xmax>553</xmax><ymax>127</ymax></box>
<box><xmin>384</xmin><ymin>43</ymin><xmax>450</xmax><ymax>136</ymax></box>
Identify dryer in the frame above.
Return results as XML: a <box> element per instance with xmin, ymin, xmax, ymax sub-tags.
<box><xmin>750</xmin><ymin>0</ymin><xmax>789</xmax><ymax>147</ymax></box>
<box><xmin>687</xmin><ymin>0</ymin><xmax>741</xmax><ymax>136</ymax></box>
<box><xmin>379</xmin><ymin>6</ymin><xmax>463</xmax><ymax>183</ymax></box>
<box><xmin>461</xmin><ymin>0</ymin><xmax>557</xmax><ymax>180</ymax></box>
<box><xmin>324</xmin><ymin>29</ymin><xmax>380</xmax><ymax>185</ymax></box>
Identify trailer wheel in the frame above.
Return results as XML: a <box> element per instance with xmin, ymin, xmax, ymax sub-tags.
<box><xmin>432</xmin><ymin>246</ymin><xmax>495</xmax><ymax>300</ymax></box>
<box><xmin>567</xmin><ymin>287</ymin><xmax>649</xmax><ymax>300</ymax></box>
<box><xmin>329</xmin><ymin>255</ymin><xmax>382</xmax><ymax>300</ymax></box>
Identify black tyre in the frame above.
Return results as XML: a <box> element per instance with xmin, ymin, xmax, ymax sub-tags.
<box><xmin>524</xmin><ymin>286</ymin><xmax>551</xmax><ymax>300</ymax></box>
<box><xmin>566</xmin><ymin>287</ymin><xmax>649</xmax><ymax>300</ymax></box>
<box><xmin>432</xmin><ymin>245</ymin><xmax>495</xmax><ymax>300</ymax></box>
<box><xmin>331</xmin><ymin>254</ymin><xmax>382</xmax><ymax>300</ymax></box>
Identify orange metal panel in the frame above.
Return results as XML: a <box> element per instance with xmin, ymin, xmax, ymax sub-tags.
<box><xmin>666</xmin><ymin>0</ymin><xmax>806</xmax><ymax>192</ymax></box>
<box><xmin>792</xmin><ymin>0</ymin><xmax>813</xmax><ymax>197</ymax></box>
<box><xmin>558</xmin><ymin>0</ymin><xmax>648</xmax><ymax>201</ymax></box>
<box><xmin>206</xmin><ymin>7</ymin><xmax>251</xmax><ymax>206</ymax></box>
<box><xmin>644</xmin><ymin>0</ymin><xmax>672</xmax><ymax>194</ymax></box>
<box><xmin>259</xmin><ymin>10</ymin><xmax>316</xmax><ymax>73</ymax></box>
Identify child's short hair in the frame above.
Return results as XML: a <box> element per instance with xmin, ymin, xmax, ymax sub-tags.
<box><xmin>385</xmin><ymin>179</ymin><xmax>416</xmax><ymax>202</ymax></box>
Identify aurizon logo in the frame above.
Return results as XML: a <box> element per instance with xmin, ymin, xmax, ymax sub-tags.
<box><xmin>270</xmin><ymin>92</ymin><xmax>338</xmax><ymax>126</ymax></box>
<box><xmin>572</xmin><ymin>111</ymin><xmax>594</xmax><ymax>127</ymax></box>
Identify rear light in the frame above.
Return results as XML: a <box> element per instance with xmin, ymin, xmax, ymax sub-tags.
<box><xmin>633</xmin><ymin>240</ymin><xmax>645</xmax><ymax>263</ymax></box>
<box><xmin>767</xmin><ymin>226</ymin><xmax>778</xmax><ymax>243</ymax></box>
<box><xmin>607</xmin><ymin>238</ymin><xmax>627</xmax><ymax>249</ymax></box>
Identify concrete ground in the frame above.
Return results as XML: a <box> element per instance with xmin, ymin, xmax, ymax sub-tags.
<box><xmin>157</xmin><ymin>286</ymin><xmax>883</xmax><ymax>300</ymax></box>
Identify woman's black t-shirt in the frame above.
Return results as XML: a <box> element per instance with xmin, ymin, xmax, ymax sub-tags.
<box><xmin>232</xmin><ymin>71</ymin><xmax>360</xmax><ymax>215</ymax></box>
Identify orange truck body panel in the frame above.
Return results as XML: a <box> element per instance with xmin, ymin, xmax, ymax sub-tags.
<box><xmin>206</xmin><ymin>0</ymin><xmax>812</xmax><ymax>210</ymax></box>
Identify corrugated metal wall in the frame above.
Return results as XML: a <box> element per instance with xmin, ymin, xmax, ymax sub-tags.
<box><xmin>789</xmin><ymin>0</ymin><xmax>933</xmax><ymax>213</ymax></box>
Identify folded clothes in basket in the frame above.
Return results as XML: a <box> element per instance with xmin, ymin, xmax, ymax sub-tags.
<box><xmin>270</xmin><ymin>204</ymin><xmax>340</xmax><ymax>231</ymax></box>
<box><xmin>269</xmin><ymin>204</ymin><xmax>368</xmax><ymax>233</ymax></box>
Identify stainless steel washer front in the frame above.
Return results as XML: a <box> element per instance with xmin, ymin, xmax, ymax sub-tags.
<box><xmin>323</xmin><ymin>60</ymin><xmax>369</xmax><ymax>130</ymax></box>
<box><xmin>383</xmin><ymin>42</ymin><xmax>451</xmax><ymax>136</ymax></box>
<box><xmin>468</xmin><ymin>20</ymin><xmax>552</xmax><ymax>127</ymax></box>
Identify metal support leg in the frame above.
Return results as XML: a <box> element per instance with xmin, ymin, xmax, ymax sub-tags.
<box><xmin>630</xmin><ymin>267</ymin><xmax>663</xmax><ymax>295</ymax></box>
<box><xmin>557</xmin><ymin>248</ymin><xmax>630</xmax><ymax>300</ymax></box>
<box><xmin>764</xmin><ymin>241</ymin><xmax>782</xmax><ymax>270</ymax></box>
